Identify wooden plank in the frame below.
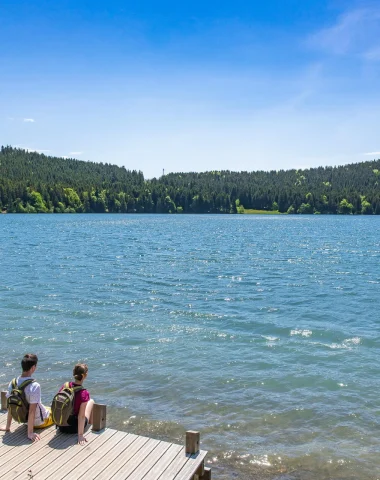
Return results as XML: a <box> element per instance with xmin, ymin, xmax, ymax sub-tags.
<box><xmin>142</xmin><ymin>443</ymin><xmax>183</xmax><ymax>480</ymax></box>
<box><xmin>0</xmin><ymin>413</ymin><xmax>9</xmax><ymax>424</ymax></box>
<box><xmin>0</xmin><ymin>429</ymin><xmax>54</xmax><ymax>466</ymax></box>
<box><xmin>106</xmin><ymin>437</ymin><xmax>160</xmax><ymax>480</ymax></box>
<box><xmin>173</xmin><ymin>450</ymin><xmax>208</xmax><ymax>480</ymax></box>
<box><xmin>0</xmin><ymin>426</ymin><xmax>29</xmax><ymax>453</ymax></box>
<box><xmin>200</xmin><ymin>467</ymin><xmax>212</xmax><ymax>480</ymax></box>
<box><xmin>0</xmin><ymin>427</ymin><xmax>56</xmax><ymax>476</ymax></box>
<box><xmin>0</xmin><ymin>411</ymin><xmax>209</xmax><ymax>480</ymax></box>
<box><xmin>0</xmin><ymin>415</ymin><xmax>27</xmax><ymax>435</ymax></box>
<box><xmin>94</xmin><ymin>434</ymin><xmax>150</xmax><ymax>480</ymax></box>
<box><xmin>36</xmin><ymin>429</ymin><xmax>116</xmax><ymax>480</ymax></box>
<box><xmin>0</xmin><ymin>419</ymin><xmax>26</xmax><ymax>433</ymax></box>
<box><xmin>12</xmin><ymin>429</ymin><xmax>93</xmax><ymax>480</ymax></box>
<box><xmin>156</xmin><ymin>447</ymin><xmax>190</xmax><ymax>480</ymax></box>
<box><xmin>0</xmin><ymin>418</ymin><xmax>28</xmax><ymax>431</ymax></box>
<box><xmin>85</xmin><ymin>433</ymin><xmax>138</xmax><ymax>480</ymax></box>
<box><xmin>63</xmin><ymin>430</ymin><xmax>127</xmax><ymax>480</ymax></box>
<box><xmin>33</xmin><ymin>431</ymin><xmax>109</xmax><ymax>480</ymax></box>
<box><xmin>125</xmin><ymin>440</ymin><xmax>172</xmax><ymax>480</ymax></box>
<box><xmin>5</xmin><ymin>431</ymin><xmax>75</xmax><ymax>479</ymax></box>
<box><xmin>195</xmin><ymin>459</ymin><xmax>205</xmax><ymax>477</ymax></box>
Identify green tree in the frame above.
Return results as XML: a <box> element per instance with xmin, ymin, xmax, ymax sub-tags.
<box><xmin>298</xmin><ymin>203</ymin><xmax>313</xmax><ymax>214</ymax></box>
<box><xmin>236</xmin><ymin>199</ymin><xmax>245</xmax><ymax>213</ymax></box>
<box><xmin>338</xmin><ymin>199</ymin><xmax>353</xmax><ymax>214</ymax></box>
<box><xmin>28</xmin><ymin>190</ymin><xmax>48</xmax><ymax>213</ymax></box>
<box><xmin>361</xmin><ymin>199</ymin><xmax>373</xmax><ymax>214</ymax></box>
<box><xmin>64</xmin><ymin>188</ymin><xmax>82</xmax><ymax>211</ymax></box>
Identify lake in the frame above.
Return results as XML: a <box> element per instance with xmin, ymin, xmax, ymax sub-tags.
<box><xmin>1</xmin><ymin>214</ymin><xmax>379</xmax><ymax>479</ymax></box>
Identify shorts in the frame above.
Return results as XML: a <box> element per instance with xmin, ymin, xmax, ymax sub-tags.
<box><xmin>35</xmin><ymin>407</ymin><xmax>55</xmax><ymax>429</ymax></box>
<box><xmin>58</xmin><ymin>415</ymin><xmax>89</xmax><ymax>434</ymax></box>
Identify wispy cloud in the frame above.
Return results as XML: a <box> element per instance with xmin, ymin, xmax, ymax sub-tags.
<box><xmin>14</xmin><ymin>145</ymin><xmax>50</xmax><ymax>153</ymax></box>
<box><xmin>309</xmin><ymin>8</ymin><xmax>380</xmax><ymax>60</ymax></box>
<box><xmin>23</xmin><ymin>118</ymin><xmax>35</xmax><ymax>122</ymax></box>
<box><xmin>364</xmin><ymin>151</ymin><xmax>380</xmax><ymax>156</ymax></box>
<box><xmin>69</xmin><ymin>151</ymin><xmax>83</xmax><ymax>155</ymax></box>
<box><xmin>363</xmin><ymin>47</ymin><xmax>380</xmax><ymax>61</ymax></box>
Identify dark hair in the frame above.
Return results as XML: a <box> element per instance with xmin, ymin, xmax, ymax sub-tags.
<box><xmin>73</xmin><ymin>363</ymin><xmax>88</xmax><ymax>381</ymax></box>
<box><xmin>21</xmin><ymin>353</ymin><xmax>38</xmax><ymax>372</ymax></box>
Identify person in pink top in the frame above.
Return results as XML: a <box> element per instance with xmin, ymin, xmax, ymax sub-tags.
<box><xmin>58</xmin><ymin>363</ymin><xmax>94</xmax><ymax>445</ymax></box>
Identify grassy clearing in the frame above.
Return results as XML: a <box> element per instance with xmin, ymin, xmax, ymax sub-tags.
<box><xmin>243</xmin><ymin>209</ymin><xmax>283</xmax><ymax>214</ymax></box>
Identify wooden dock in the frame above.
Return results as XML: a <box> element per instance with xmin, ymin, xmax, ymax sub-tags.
<box><xmin>0</xmin><ymin>396</ymin><xmax>211</xmax><ymax>480</ymax></box>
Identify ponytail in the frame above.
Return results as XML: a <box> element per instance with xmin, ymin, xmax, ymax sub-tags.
<box><xmin>73</xmin><ymin>363</ymin><xmax>88</xmax><ymax>381</ymax></box>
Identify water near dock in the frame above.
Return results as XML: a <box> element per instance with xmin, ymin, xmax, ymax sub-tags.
<box><xmin>1</xmin><ymin>214</ymin><xmax>379</xmax><ymax>479</ymax></box>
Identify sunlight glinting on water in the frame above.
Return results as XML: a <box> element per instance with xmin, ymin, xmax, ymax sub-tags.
<box><xmin>1</xmin><ymin>214</ymin><xmax>380</xmax><ymax>479</ymax></box>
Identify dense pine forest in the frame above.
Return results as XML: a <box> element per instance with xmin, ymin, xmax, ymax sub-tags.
<box><xmin>1</xmin><ymin>146</ymin><xmax>380</xmax><ymax>214</ymax></box>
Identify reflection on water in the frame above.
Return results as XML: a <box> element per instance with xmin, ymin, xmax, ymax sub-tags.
<box><xmin>1</xmin><ymin>214</ymin><xmax>380</xmax><ymax>480</ymax></box>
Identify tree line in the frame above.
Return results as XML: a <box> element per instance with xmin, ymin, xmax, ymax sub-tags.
<box><xmin>1</xmin><ymin>146</ymin><xmax>380</xmax><ymax>214</ymax></box>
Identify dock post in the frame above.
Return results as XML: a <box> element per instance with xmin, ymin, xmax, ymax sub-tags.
<box><xmin>186</xmin><ymin>431</ymin><xmax>212</xmax><ymax>480</ymax></box>
<box><xmin>186</xmin><ymin>430</ymin><xmax>200</xmax><ymax>454</ymax></box>
<box><xmin>199</xmin><ymin>467</ymin><xmax>211</xmax><ymax>479</ymax></box>
<box><xmin>92</xmin><ymin>403</ymin><xmax>107</xmax><ymax>431</ymax></box>
<box><xmin>1</xmin><ymin>391</ymin><xmax>7</xmax><ymax>411</ymax></box>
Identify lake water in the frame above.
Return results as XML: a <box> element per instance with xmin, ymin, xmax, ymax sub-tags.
<box><xmin>1</xmin><ymin>214</ymin><xmax>379</xmax><ymax>479</ymax></box>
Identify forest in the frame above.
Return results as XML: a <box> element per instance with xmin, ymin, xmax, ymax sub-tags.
<box><xmin>1</xmin><ymin>146</ymin><xmax>380</xmax><ymax>214</ymax></box>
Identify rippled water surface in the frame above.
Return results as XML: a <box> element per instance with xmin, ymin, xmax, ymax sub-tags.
<box><xmin>1</xmin><ymin>214</ymin><xmax>380</xmax><ymax>479</ymax></box>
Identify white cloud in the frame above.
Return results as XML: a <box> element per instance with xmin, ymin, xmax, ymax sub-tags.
<box><xmin>364</xmin><ymin>151</ymin><xmax>380</xmax><ymax>156</ymax></box>
<box><xmin>69</xmin><ymin>151</ymin><xmax>83</xmax><ymax>155</ymax></box>
<box><xmin>309</xmin><ymin>8</ymin><xmax>380</xmax><ymax>59</ymax></box>
<box><xmin>23</xmin><ymin>118</ymin><xmax>35</xmax><ymax>122</ymax></box>
<box><xmin>14</xmin><ymin>145</ymin><xmax>50</xmax><ymax>153</ymax></box>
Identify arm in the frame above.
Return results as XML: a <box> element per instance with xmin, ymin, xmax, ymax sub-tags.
<box><xmin>77</xmin><ymin>401</ymin><xmax>88</xmax><ymax>445</ymax></box>
<box><xmin>0</xmin><ymin>411</ymin><xmax>12</xmax><ymax>432</ymax></box>
<box><xmin>27</xmin><ymin>404</ymin><xmax>40</xmax><ymax>442</ymax></box>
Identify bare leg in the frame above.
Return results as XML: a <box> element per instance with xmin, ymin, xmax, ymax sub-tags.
<box><xmin>85</xmin><ymin>399</ymin><xmax>95</xmax><ymax>424</ymax></box>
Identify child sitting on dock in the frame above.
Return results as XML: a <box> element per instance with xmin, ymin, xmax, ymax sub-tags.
<box><xmin>0</xmin><ymin>353</ymin><xmax>54</xmax><ymax>442</ymax></box>
<box><xmin>52</xmin><ymin>363</ymin><xmax>94</xmax><ymax>445</ymax></box>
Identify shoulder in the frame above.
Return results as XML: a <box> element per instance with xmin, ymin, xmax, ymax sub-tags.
<box><xmin>8</xmin><ymin>377</ymin><xmax>18</xmax><ymax>389</ymax></box>
<box><xmin>79</xmin><ymin>388</ymin><xmax>90</xmax><ymax>402</ymax></box>
<box><xmin>22</xmin><ymin>379</ymin><xmax>41</xmax><ymax>404</ymax></box>
<box><xmin>25</xmin><ymin>380</ymin><xmax>41</xmax><ymax>400</ymax></box>
<box><xmin>16</xmin><ymin>377</ymin><xmax>40</xmax><ymax>393</ymax></box>
<box><xmin>6</xmin><ymin>379</ymin><xmax>14</xmax><ymax>397</ymax></box>
<box><xmin>27</xmin><ymin>381</ymin><xmax>41</xmax><ymax>393</ymax></box>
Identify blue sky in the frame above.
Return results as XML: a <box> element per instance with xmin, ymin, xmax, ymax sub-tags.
<box><xmin>1</xmin><ymin>0</ymin><xmax>380</xmax><ymax>178</ymax></box>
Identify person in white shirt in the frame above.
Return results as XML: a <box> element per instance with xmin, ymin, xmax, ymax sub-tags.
<box><xmin>0</xmin><ymin>353</ymin><xmax>53</xmax><ymax>442</ymax></box>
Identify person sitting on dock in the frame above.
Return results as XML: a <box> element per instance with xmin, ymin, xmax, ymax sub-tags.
<box><xmin>52</xmin><ymin>363</ymin><xmax>94</xmax><ymax>445</ymax></box>
<box><xmin>0</xmin><ymin>353</ymin><xmax>54</xmax><ymax>442</ymax></box>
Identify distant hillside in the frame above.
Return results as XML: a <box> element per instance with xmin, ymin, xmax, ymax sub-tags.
<box><xmin>1</xmin><ymin>146</ymin><xmax>379</xmax><ymax>214</ymax></box>
<box><xmin>0</xmin><ymin>146</ymin><xmax>144</xmax><ymax>190</ymax></box>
